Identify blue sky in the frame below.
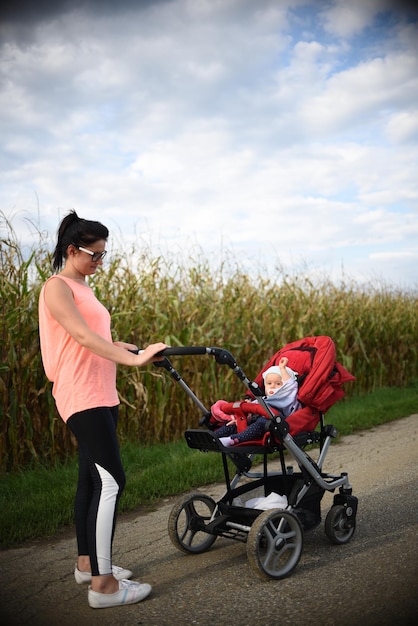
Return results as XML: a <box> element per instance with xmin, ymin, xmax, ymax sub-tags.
<box><xmin>1</xmin><ymin>0</ymin><xmax>417</xmax><ymax>290</ymax></box>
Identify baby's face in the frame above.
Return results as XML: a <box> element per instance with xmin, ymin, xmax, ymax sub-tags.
<box><xmin>265</xmin><ymin>373</ymin><xmax>283</xmax><ymax>395</ymax></box>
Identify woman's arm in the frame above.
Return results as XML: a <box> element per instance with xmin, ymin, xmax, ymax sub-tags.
<box><xmin>44</xmin><ymin>278</ymin><xmax>166</xmax><ymax>366</ymax></box>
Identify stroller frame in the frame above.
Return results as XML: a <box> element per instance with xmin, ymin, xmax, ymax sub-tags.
<box><xmin>157</xmin><ymin>345</ymin><xmax>358</xmax><ymax>580</ymax></box>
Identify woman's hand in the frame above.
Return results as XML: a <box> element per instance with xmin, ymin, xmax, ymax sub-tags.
<box><xmin>132</xmin><ymin>342</ymin><xmax>168</xmax><ymax>366</ymax></box>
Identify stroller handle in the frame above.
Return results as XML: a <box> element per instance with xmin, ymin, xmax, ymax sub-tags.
<box><xmin>156</xmin><ymin>346</ymin><xmax>208</xmax><ymax>357</ymax></box>
<box><xmin>156</xmin><ymin>346</ymin><xmax>238</xmax><ymax>368</ymax></box>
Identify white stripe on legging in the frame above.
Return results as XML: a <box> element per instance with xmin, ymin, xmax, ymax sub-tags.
<box><xmin>95</xmin><ymin>463</ymin><xmax>119</xmax><ymax>576</ymax></box>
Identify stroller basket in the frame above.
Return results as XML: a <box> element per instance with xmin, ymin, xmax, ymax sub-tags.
<box><xmin>158</xmin><ymin>340</ymin><xmax>358</xmax><ymax>581</ymax></box>
<box><xmin>217</xmin><ymin>473</ymin><xmax>324</xmax><ymax>531</ymax></box>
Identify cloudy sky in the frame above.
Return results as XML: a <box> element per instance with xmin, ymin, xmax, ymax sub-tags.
<box><xmin>1</xmin><ymin>0</ymin><xmax>417</xmax><ymax>290</ymax></box>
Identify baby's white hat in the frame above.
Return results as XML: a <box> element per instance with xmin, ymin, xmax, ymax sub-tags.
<box><xmin>262</xmin><ymin>365</ymin><xmax>297</xmax><ymax>381</ymax></box>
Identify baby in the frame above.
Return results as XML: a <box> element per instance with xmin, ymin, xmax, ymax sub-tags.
<box><xmin>213</xmin><ymin>357</ymin><xmax>300</xmax><ymax>447</ymax></box>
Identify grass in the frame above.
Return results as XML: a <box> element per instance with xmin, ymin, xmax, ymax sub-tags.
<box><xmin>1</xmin><ymin>383</ymin><xmax>417</xmax><ymax>549</ymax></box>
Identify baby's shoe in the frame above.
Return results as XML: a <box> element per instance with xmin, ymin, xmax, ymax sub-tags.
<box><xmin>219</xmin><ymin>436</ymin><xmax>234</xmax><ymax>447</ymax></box>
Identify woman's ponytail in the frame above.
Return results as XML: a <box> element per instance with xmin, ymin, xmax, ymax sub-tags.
<box><xmin>52</xmin><ymin>210</ymin><xmax>109</xmax><ymax>271</ymax></box>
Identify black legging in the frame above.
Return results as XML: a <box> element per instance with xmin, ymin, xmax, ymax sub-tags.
<box><xmin>67</xmin><ymin>406</ymin><xmax>125</xmax><ymax>576</ymax></box>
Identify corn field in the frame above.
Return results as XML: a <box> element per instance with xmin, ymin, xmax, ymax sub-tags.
<box><xmin>1</xmin><ymin>214</ymin><xmax>417</xmax><ymax>471</ymax></box>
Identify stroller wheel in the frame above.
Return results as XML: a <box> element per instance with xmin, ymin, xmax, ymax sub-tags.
<box><xmin>247</xmin><ymin>509</ymin><xmax>303</xmax><ymax>580</ymax></box>
<box><xmin>168</xmin><ymin>492</ymin><xmax>218</xmax><ymax>554</ymax></box>
<box><xmin>325</xmin><ymin>504</ymin><xmax>356</xmax><ymax>545</ymax></box>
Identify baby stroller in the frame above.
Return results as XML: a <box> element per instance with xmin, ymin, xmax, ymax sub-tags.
<box><xmin>157</xmin><ymin>336</ymin><xmax>358</xmax><ymax>580</ymax></box>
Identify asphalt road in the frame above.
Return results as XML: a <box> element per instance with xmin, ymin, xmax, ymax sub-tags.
<box><xmin>1</xmin><ymin>414</ymin><xmax>417</xmax><ymax>626</ymax></box>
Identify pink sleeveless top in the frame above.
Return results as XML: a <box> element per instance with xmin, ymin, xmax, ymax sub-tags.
<box><xmin>38</xmin><ymin>276</ymin><xmax>119</xmax><ymax>422</ymax></box>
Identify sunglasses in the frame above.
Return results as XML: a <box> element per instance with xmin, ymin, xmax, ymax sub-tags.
<box><xmin>76</xmin><ymin>245</ymin><xmax>107</xmax><ymax>263</ymax></box>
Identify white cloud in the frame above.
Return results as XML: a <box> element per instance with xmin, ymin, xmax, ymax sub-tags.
<box><xmin>386</xmin><ymin>109</ymin><xmax>418</xmax><ymax>143</ymax></box>
<box><xmin>0</xmin><ymin>0</ymin><xmax>417</xmax><ymax>291</ymax></box>
<box><xmin>320</xmin><ymin>0</ymin><xmax>398</xmax><ymax>39</ymax></box>
<box><xmin>297</xmin><ymin>52</ymin><xmax>418</xmax><ymax>137</ymax></box>
<box><xmin>370</xmin><ymin>249</ymin><xmax>418</xmax><ymax>260</ymax></box>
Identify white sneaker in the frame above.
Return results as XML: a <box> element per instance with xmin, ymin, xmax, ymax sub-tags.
<box><xmin>88</xmin><ymin>579</ymin><xmax>152</xmax><ymax>609</ymax></box>
<box><xmin>75</xmin><ymin>564</ymin><xmax>133</xmax><ymax>584</ymax></box>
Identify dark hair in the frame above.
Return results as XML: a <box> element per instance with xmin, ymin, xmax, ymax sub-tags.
<box><xmin>52</xmin><ymin>210</ymin><xmax>109</xmax><ymax>271</ymax></box>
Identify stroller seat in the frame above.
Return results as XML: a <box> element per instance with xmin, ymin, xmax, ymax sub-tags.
<box><xmin>208</xmin><ymin>336</ymin><xmax>354</xmax><ymax>449</ymax></box>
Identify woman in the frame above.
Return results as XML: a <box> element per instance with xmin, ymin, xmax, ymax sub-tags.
<box><xmin>38</xmin><ymin>210</ymin><xmax>167</xmax><ymax>609</ymax></box>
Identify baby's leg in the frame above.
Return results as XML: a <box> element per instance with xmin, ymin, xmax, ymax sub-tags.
<box><xmin>234</xmin><ymin>417</ymin><xmax>268</xmax><ymax>443</ymax></box>
<box><xmin>215</xmin><ymin>423</ymin><xmax>237</xmax><ymax>438</ymax></box>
